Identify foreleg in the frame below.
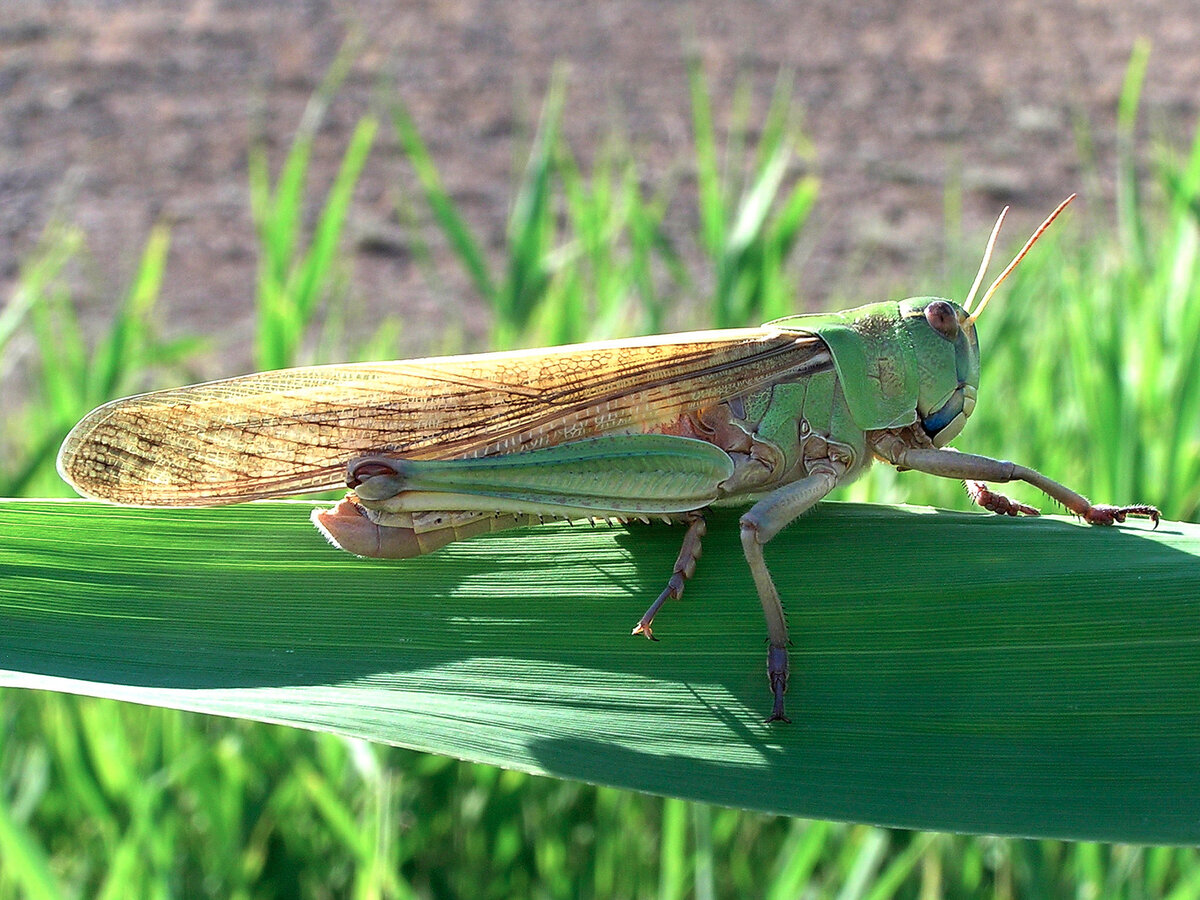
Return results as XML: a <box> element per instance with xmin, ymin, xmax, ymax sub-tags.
<box><xmin>896</xmin><ymin>448</ymin><xmax>1159</xmax><ymax>526</ymax></box>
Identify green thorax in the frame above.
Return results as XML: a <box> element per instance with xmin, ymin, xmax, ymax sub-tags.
<box><xmin>768</xmin><ymin>298</ymin><xmax>981</xmax><ymax>446</ymax></box>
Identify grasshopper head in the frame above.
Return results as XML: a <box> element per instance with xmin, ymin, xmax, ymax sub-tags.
<box><xmin>899</xmin><ymin>298</ymin><xmax>979</xmax><ymax>447</ymax></box>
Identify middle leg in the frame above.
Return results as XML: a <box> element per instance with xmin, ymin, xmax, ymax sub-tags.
<box><xmin>739</xmin><ymin>466</ymin><xmax>843</xmax><ymax>723</ymax></box>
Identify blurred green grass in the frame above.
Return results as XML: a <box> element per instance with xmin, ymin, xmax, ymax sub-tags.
<box><xmin>3</xmin><ymin>43</ymin><xmax>1200</xmax><ymax>899</ymax></box>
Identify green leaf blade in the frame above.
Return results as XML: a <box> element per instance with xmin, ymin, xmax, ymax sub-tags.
<box><xmin>1</xmin><ymin>500</ymin><xmax>1197</xmax><ymax>844</ymax></box>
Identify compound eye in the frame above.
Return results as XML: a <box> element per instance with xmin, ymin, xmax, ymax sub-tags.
<box><xmin>925</xmin><ymin>300</ymin><xmax>959</xmax><ymax>340</ymax></box>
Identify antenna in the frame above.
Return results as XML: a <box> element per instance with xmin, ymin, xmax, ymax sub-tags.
<box><xmin>963</xmin><ymin>207</ymin><xmax>1009</xmax><ymax>314</ymax></box>
<box><xmin>964</xmin><ymin>194</ymin><xmax>1077</xmax><ymax>326</ymax></box>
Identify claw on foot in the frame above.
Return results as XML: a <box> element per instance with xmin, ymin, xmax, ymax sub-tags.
<box><xmin>631</xmin><ymin>620</ymin><xmax>659</xmax><ymax>641</ymax></box>
<box><xmin>765</xmin><ymin>705</ymin><xmax>791</xmax><ymax>725</ymax></box>
<box><xmin>1083</xmin><ymin>504</ymin><xmax>1161</xmax><ymax>528</ymax></box>
<box><xmin>631</xmin><ymin>580</ymin><xmax>677</xmax><ymax>642</ymax></box>
<box><xmin>766</xmin><ymin>645</ymin><xmax>790</xmax><ymax>724</ymax></box>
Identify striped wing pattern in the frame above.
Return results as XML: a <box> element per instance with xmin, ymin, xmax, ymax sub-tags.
<box><xmin>57</xmin><ymin>328</ymin><xmax>830</xmax><ymax>506</ymax></box>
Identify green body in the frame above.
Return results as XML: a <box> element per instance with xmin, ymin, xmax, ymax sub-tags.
<box><xmin>346</xmin><ymin>298</ymin><xmax>982</xmax><ymax>523</ymax></box>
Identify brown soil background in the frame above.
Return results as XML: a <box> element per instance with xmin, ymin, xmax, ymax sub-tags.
<box><xmin>2</xmin><ymin>1</ymin><xmax>1198</xmax><ymax>374</ymax></box>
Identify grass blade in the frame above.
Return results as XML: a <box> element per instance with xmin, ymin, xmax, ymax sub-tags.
<box><xmin>1116</xmin><ymin>40</ymin><xmax>1151</xmax><ymax>268</ymax></box>
<box><xmin>391</xmin><ymin>101</ymin><xmax>497</xmax><ymax>305</ymax></box>
<box><xmin>248</xmin><ymin>40</ymin><xmax>369</xmax><ymax>371</ymax></box>
<box><xmin>1</xmin><ymin>500</ymin><xmax>1197</xmax><ymax>844</ymax></box>
<box><xmin>498</xmin><ymin>77</ymin><xmax>566</xmax><ymax>346</ymax></box>
<box><xmin>291</xmin><ymin>116</ymin><xmax>378</xmax><ymax>323</ymax></box>
<box><xmin>0</xmin><ymin>794</ymin><xmax>64</xmax><ymax>900</ymax></box>
<box><xmin>688</xmin><ymin>61</ymin><xmax>725</xmax><ymax>260</ymax></box>
<box><xmin>90</xmin><ymin>223</ymin><xmax>172</xmax><ymax>403</ymax></box>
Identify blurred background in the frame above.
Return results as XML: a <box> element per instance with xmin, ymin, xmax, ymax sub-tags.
<box><xmin>3</xmin><ymin>1</ymin><xmax>1197</xmax><ymax>365</ymax></box>
<box><xmin>3</xmin><ymin>1</ymin><xmax>1200</xmax><ymax>897</ymax></box>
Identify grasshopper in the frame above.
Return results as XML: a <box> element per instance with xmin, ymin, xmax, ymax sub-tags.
<box><xmin>58</xmin><ymin>195</ymin><xmax>1158</xmax><ymax>722</ymax></box>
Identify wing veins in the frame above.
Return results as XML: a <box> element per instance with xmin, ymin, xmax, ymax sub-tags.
<box><xmin>61</xmin><ymin>329</ymin><xmax>831</xmax><ymax>504</ymax></box>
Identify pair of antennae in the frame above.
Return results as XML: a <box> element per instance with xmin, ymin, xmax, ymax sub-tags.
<box><xmin>962</xmin><ymin>193</ymin><xmax>1076</xmax><ymax>325</ymax></box>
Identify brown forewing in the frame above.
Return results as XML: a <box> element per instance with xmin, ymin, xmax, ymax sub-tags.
<box><xmin>58</xmin><ymin>328</ymin><xmax>830</xmax><ymax>505</ymax></box>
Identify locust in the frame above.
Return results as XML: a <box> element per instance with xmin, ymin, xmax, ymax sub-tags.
<box><xmin>58</xmin><ymin>195</ymin><xmax>1159</xmax><ymax>723</ymax></box>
